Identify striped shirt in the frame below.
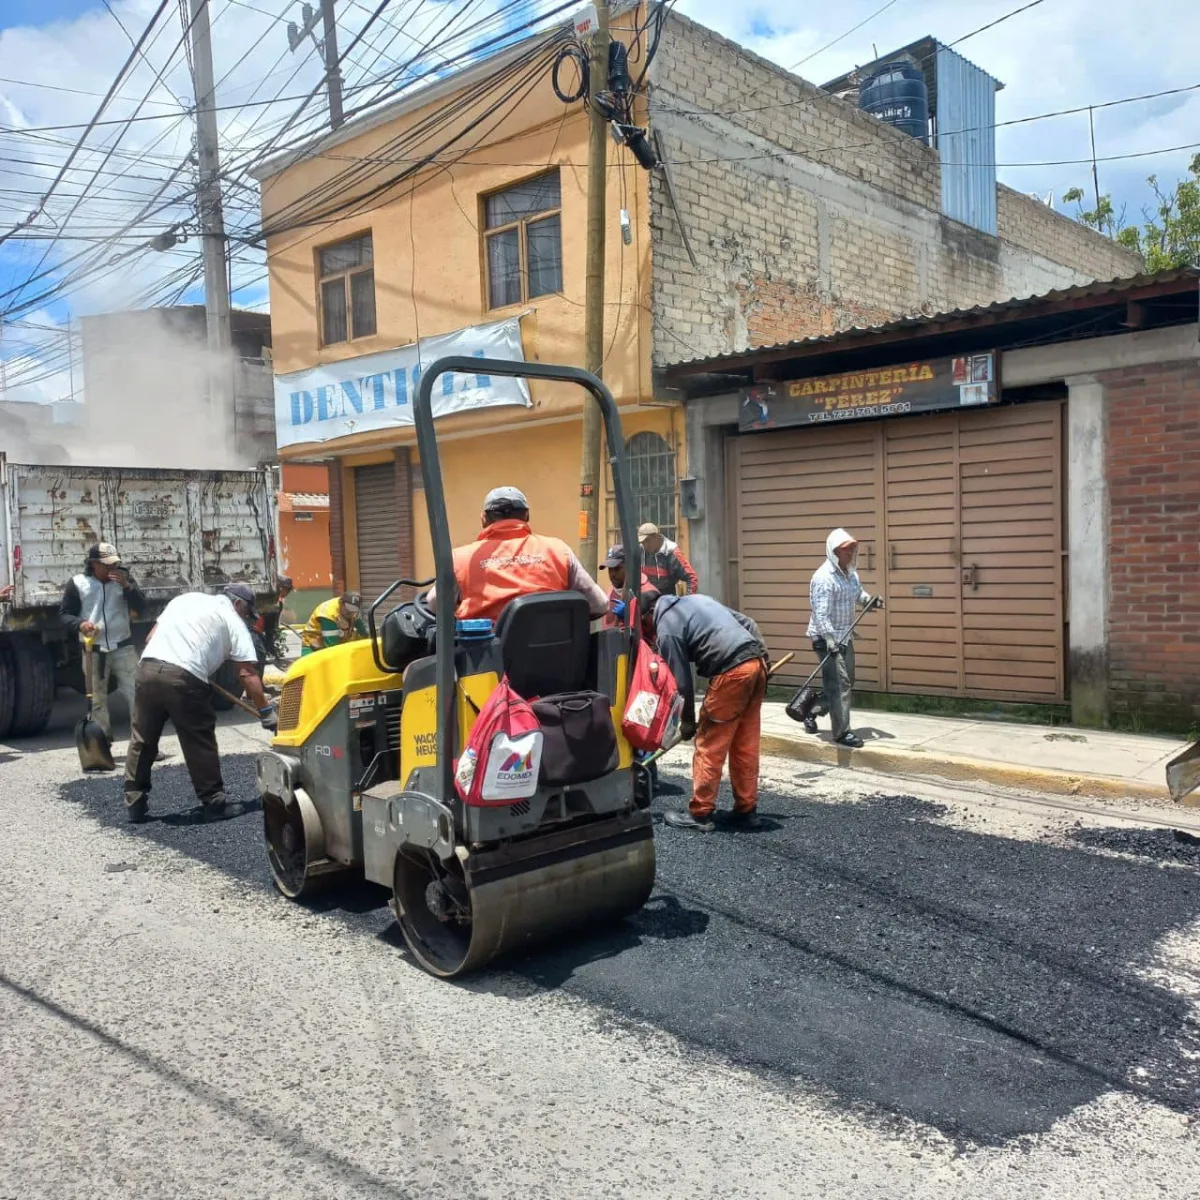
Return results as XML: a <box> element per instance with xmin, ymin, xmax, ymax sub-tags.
<box><xmin>806</xmin><ymin>560</ymin><xmax>871</xmax><ymax>643</ymax></box>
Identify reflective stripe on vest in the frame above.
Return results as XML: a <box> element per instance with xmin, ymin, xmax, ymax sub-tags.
<box><xmin>452</xmin><ymin>520</ymin><xmax>572</xmax><ymax>624</ymax></box>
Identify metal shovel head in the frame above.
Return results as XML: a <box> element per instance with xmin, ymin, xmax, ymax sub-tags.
<box><xmin>1166</xmin><ymin>739</ymin><xmax>1200</xmax><ymax>806</ymax></box>
<box><xmin>76</xmin><ymin>713</ymin><xmax>115</xmax><ymax>772</ymax></box>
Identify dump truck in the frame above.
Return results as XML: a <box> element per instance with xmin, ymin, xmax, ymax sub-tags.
<box><xmin>0</xmin><ymin>456</ymin><xmax>279</xmax><ymax>739</ymax></box>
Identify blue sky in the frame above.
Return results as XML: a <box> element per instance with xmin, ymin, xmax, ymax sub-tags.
<box><xmin>2</xmin><ymin>0</ymin><xmax>1198</xmax><ymax>401</ymax></box>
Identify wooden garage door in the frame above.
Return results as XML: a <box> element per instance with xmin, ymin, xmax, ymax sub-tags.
<box><xmin>354</xmin><ymin>462</ymin><xmax>400</xmax><ymax>606</ymax></box>
<box><xmin>733</xmin><ymin>401</ymin><xmax>1064</xmax><ymax>702</ymax></box>
<box><xmin>958</xmin><ymin>403</ymin><xmax>1063</xmax><ymax>700</ymax></box>
<box><xmin>733</xmin><ymin>422</ymin><xmax>883</xmax><ymax>689</ymax></box>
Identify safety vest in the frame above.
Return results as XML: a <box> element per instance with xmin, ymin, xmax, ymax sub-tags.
<box><xmin>301</xmin><ymin>596</ymin><xmax>365</xmax><ymax>652</ymax></box>
<box><xmin>452</xmin><ymin>520</ymin><xmax>572</xmax><ymax>624</ymax></box>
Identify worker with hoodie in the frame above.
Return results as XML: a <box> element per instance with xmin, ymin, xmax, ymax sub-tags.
<box><xmin>807</xmin><ymin>528</ymin><xmax>882</xmax><ymax>749</ymax></box>
<box><xmin>638</xmin><ymin>524</ymin><xmax>699</xmax><ymax>597</ymax></box>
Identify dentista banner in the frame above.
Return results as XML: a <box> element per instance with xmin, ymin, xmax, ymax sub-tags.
<box><xmin>273</xmin><ymin>317</ymin><xmax>531</xmax><ymax>449</ymax></box>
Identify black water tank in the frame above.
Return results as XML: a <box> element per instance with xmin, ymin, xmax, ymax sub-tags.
<box><xmin>859</xmin><ymin>60</ymin><xmax>929</xmax><ymax>144</ymax></box>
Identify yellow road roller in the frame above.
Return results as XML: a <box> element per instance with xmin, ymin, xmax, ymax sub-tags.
<box><xmin>256</xmin><ymin>357</ymin><xmax>656</xmax><ymax>977</ymax></box>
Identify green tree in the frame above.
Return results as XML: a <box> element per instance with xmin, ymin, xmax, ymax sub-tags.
<box><xmin>1064</xmin><ymin>154</ymin><xmax>1200</xmax><ymax>270</ymax></box>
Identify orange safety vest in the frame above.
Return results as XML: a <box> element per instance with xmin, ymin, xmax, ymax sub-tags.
<box><xmin>452</xmin><ymin>519</ymin><xmax>573</xmax><ymax>624</ymax></box>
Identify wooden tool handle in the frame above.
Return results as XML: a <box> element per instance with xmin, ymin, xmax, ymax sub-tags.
<box><xmin>210</xmin><ymin>680</ymin><xmax>263</xmax><ymax>718</ymax></box>
<box><xmin>766</xmin><ymin>651</ymin><xmax>795</xmax><ymax>678</ymax></box>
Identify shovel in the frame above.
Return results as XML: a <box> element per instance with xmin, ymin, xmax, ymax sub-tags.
<box><xmin>784</xmin><ymin>599</ymin><xmax>882</xmax><ymax>724</ymax></box>
<box><xmin>210</xmin><ymin>680</ymin><xmax>263</xmax><ymax>718</ymax></box>
<box><xmin>76</xmin><ymin>636</ymin><xmax>115</xmax><ymax>772</ymax></box>
<box><xmin>1166</xmin><ymin>738</ymin><xmax>1200</xmax><ymax>806</ymax></box>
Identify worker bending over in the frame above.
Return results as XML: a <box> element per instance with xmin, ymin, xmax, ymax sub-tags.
<box><xmin>642</xmin><ymin>589</ymin><xmax>769</xmax><ymax>832</ymax></box>
<box><xmin>124</xmin><ymin>584</ymin><xmax>276</xmax><ymax>823</ymax></box>
<box><xmin>427</xmin><ymin>486</ymin><xmax>608</xmax><ymax>624</ymax></box>
<box><xmin>301</xmin><ymin>591</ymin><xmax>366</xmax><ymax>654</ymax></box>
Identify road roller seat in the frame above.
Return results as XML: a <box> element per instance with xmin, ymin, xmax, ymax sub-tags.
<box><xmin>495</xmin><ymin>591</ymin><xmax>591</xmax><ymax>699</ymax></box>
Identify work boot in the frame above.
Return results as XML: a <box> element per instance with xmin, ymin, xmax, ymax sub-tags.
<box><xmin>836</xmin><ymin>732</ymin><xmax>865</xmax><ymax>749</ymax></box>
<box><xmin>125</xmin><ymin>792</ymin><xmax>149</xmax><ymax>824</ymax></box>
<box><xmin>726</xmin><ymin>808</ymin><xmax>763</xmax><ymax>830</ymax></box>
<box><xmin>802</xmin><ymin>715</ymin><xmax>818</xmax><ymax>735</ymax></box>
<box><xmin>198</xmin><ymin>792</ymin><xmax>228</xmax><ymax>820</ymax></box>
<box><xmin>665</xmin><ymin>810</ymin><xmax>715</xmax><ymax>832</ymax></box>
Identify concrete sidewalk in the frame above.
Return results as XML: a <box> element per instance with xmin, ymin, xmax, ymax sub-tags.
<box><xmin>759</xmin><ymin>703</ymin><xmax>1194</xmax><ymax>804</ymax></box>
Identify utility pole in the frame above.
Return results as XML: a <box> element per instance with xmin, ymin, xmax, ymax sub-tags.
<box><xmin>288</xmin><ymin>1</ymin><xmax>344</xmax><ymax>130</ymax></box>
<box><xmin>577</xmin><ymin>0</ymin><xmax>610</xmax><ymax>577</ymax></box>
<box><xmin>189</xmin><ymin>0</ymin><xmax>233</xmax><ymax>442</ymax></box>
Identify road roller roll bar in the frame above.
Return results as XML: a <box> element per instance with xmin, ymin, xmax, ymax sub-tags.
<box><xmin>414</xmin><ymin>357</ymin><xmax>641</xmax><ymax>806</ymax></box>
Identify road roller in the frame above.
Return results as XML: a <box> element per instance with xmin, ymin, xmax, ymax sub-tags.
<box><xmin>256</xmin><ymin>357</ymin><xmax>656</xmax><ymax>977</ymax></box>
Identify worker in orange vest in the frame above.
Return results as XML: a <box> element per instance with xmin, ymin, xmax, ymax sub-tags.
<box><xmin>426</xmin><ymin>486</ymin><xmax>609</xmax><ymax>625</ymax></box>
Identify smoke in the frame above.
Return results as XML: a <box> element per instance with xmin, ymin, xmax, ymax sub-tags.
<box><xmin>2</xmin><ymin>308</ymin><xmax>274</xmax><ymax>472</ymax></box>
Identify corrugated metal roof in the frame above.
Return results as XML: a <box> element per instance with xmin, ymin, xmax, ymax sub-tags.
<box><xmin>664</xmin><ymin>268</ymin><xmax>1200</xmax><ymax>374</ymax></box>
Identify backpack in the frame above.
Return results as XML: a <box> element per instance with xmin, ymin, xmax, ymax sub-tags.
<box><xmin>454</xmin><ymin>676</ymin><xmax>544</xmax><ymax>807</ymax></box>
<box><xmin>621</xmin><ymin>639</ymin><xmax>684</xmax><ymax>753</ymax></box>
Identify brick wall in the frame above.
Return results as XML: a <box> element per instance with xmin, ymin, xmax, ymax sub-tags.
<box><xmin>648</xmin><ymin>13</ymin><xmax>1142</xmax><ymax>366</ymax></box>
<box><xmin>1104</xmin><ymin>359</ymin><xmax>1200</xmax><ymax>730</ymax></box>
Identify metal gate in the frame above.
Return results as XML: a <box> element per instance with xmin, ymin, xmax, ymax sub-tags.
<box><xmin>733</xmin><ymin>402</ymin><xmax>1064</xmax><ymax>701</ymax></box>
<box><xmin>354</xmin><ymin>462</ymin><xmax>400</xmax><ymax>606</ymax></box>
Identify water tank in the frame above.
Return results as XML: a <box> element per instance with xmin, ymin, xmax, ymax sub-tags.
<box><xmin>859</xmin><ymin>60</ymin><xmax>929</xmax><ymax>144</ymax></box>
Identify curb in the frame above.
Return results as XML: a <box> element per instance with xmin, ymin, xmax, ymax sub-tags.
<box><xmin>759</xmin><ymin>730</ymin><xmax>1180</xmax><ymax>805</ymax></box>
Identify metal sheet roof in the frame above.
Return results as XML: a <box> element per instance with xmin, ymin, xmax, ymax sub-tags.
<box><xmin>663</xmin><ymin>268</ymin><xmax>1200</xmax><ymax>376</ymax></box>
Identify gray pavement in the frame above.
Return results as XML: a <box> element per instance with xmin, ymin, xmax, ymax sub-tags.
<box><xmin>1</xmin><ymin>693</ymin><xmax>1199</xmax><ymax>1198</ymax></box>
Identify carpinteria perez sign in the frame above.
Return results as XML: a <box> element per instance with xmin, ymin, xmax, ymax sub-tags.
<box><xmin>739</xmin><ymin>351</ymin><xmax>998</xmax><ymax>431</ymax></box>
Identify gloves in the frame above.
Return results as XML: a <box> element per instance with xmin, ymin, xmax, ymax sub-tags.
<box><xmin>259</xmin><ymin>704</ymin><xmax>278</xmax><ymax>732</ymax></box>
<box><xmin>679</xmin><ymin>716</ymin><xmax>697</xmax><ymax>743</ymax></box>
<box><xmin>610</xmin><ymin>598</ymin><xmax>627</xmax><ymax>620</ymax></box>
<box><xmin>870</xmin><ymin>595</ymin><xmax>885</xmax><ymax>611</ymax></box>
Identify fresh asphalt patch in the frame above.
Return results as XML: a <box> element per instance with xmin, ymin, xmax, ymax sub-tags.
<box><xmin>60</xmin><ymin>755</ymin><xmax>1200</xmax><ymax>1147</ymax></box>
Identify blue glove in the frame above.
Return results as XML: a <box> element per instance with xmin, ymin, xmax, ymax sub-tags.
<box><xmin>610</xmin><ymin>599</ymin><xmax>628</xmax><ymax>620</ymax></box>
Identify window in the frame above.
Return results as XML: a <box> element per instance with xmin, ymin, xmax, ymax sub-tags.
<box><xmin>483</xmin><ymin>171</ymin><xmax>562</xmax><ymax>309</ymax></box>
<box><xmin>606</xmin><ymin>431</ymin><xmax>678</xmax><ymax>546</ymax></box>
<box><xmin>318</xmin><ymin>233</ymin><xmax>376</xmax><ymax>344</ymax></box>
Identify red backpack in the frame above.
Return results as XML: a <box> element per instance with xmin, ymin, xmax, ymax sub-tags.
<box><xmin>622</xmin><ymin>639</ymin><xmax>684</xmax><ymax>752</ymax></box>
<box><xmin>454</xmin><ymin>676</ymin><xmax>544</xmax><ymax>807</ymax></box>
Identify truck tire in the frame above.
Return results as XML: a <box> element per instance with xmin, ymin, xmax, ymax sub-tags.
<box><xmin>0</xmin><ymin>637</ymin><xmax>15</xmax><ymax>741</ymax></box>
<box><xmin>211</xmin><ymin>660</ymin><xmax>241</xmax><ymax>711</ymax></box>
<box><xmin>8</xmin><ymin>635</ymin><xmax>55</xmax><ymax>738</ymax></box>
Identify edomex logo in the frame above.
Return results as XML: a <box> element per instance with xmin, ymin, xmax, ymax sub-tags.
<box><xmin>500</xmin><ymin>748</ymin><xmax>534</xmax><ymax>774</ymax></box>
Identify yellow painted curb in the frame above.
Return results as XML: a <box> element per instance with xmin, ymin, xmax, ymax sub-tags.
<box><xmin>759</xmin><ymin>731</ymin><xmax>1178</xmax><ymax>804</ymax></box>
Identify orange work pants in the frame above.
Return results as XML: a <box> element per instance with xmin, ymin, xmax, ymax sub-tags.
<box><xmin>691</xmin><ymin>658</ymin><xmax>767</xmax><ymax>818</ymax></box>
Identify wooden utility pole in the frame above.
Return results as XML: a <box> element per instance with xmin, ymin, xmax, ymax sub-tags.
<box><xmin>288</xmin><ymin>1</ymin><xmax>345</xmax><ymax>131</ymax></box>
<box><xmin>577</xmin><ymin>0</ymin><xmax>610</xmax><ymax>576</ymax></box>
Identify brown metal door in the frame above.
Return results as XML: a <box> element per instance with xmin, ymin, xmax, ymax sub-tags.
<box><xmin>882</xmin><ymin>415</ymin><xmax>962</xmax><ymax>693</ymax></box>
<box><xmin>958</xmin><ymin>403</ymin><xmax>1064</xmax><ymax>700</ymax></box>
<box><xmin>735</xmin><ymin>424</ymin><xmax>882</xmax><ymax>689</ymax></box>
<box><xmin>354</xmin><ymin>462</ymin><xmax>401</xmax><ymax>605</ymax></box>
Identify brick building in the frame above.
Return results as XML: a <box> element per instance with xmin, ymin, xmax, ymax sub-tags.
<box><xmin>255</xmin><ymin>5</ymin><xmax>1139</xmax><ymax>597</ymax></box>
<box><xmin>667</xmin><ymin>268</ymin><xmax>1200</xmax><ymax>731</ymax></box>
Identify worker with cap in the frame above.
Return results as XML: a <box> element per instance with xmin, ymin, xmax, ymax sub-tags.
<box><xmin>598</xmin><ymin>544</ymin><xmax>652</xmax><ymax>630</ymax></box>
<box><xmin>60</xmin><ymin>542</ymin><xmax>147</xmax><ymax>740</ymax></box>
<box><xmin>641</xmin><ymin>588</ymin><xmax>770</xmax><ymax>832</ymax></box>
<box><xmin>301</xmin><ymin>590</ymin><xmax>367</xmax><ymax>654</ymax></box>
<box><xmin>427</xmin><ymin>486</ymin><xmax>608</xmax><ymax>624</ymax></box>
<box><xmin>638</xmin><ymin>523</ymin><xmax>699</xmax><ymax>598</ymax></box>
<box><xmin>807</xmin><ymin>527</ymin><xmax>883</xmax><ymax>749</ymax></box>
<box><xmin>123</xmin><ymin>583</ymin><xmax>276</xmax><ymax>823</ymax></box>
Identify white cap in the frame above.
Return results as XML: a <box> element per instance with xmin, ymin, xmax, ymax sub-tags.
<box><xmin>483</xmin><ymin>486</ymin><xmax>529</xmax><ymax>512</ymax></box>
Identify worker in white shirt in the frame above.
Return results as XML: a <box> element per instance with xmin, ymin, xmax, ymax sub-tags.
<box><xmin>123</xmin><ymin>584</ymin><xmax>276</xmax><ymax>823</ymax></box>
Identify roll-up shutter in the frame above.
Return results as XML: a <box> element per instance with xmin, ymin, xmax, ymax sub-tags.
<box><xmin>354</xmin><ymin>462</ymin><xmax>400</xmax><ymax>606</ymax></box>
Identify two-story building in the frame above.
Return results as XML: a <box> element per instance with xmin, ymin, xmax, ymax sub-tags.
<box><xmin>254</xmin><ymin>7</ymin><xmax>1138</xmax><ymax>603</ymax></box>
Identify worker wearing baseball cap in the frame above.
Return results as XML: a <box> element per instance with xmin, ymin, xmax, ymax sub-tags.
<box><xmin>123</xmin><ymin>583</ymin><xmax>276</xmax><ymax>823</ymax></box>
<box><xmin>638</xmin><ymin>523</ymin><xmax>699</xmax><ymax>598</ymax></box>
<box><xmin>426</xmin><ymin>486</ymin><xmax>608</xmax><ymax>625</ymax></box>
<box><xmin>60</xmin><ymin>542</ymin><xmax>147</xmax><ymax>742</ymax></box>
<box><xmin>598</xmin><ymin>544</ymin><xmax>652</xmax><ymax>630</ymax></box>
<box><xmin>300</xmin><ymin>591</ymin><xmax>367</xmax><ymax>654</ymax></box>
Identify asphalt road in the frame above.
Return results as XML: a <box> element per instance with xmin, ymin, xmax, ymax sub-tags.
<box><xmin>2</xmin><ymin>694</ymin><xmax>1198</xmax><ymax>1197</ymax></box>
